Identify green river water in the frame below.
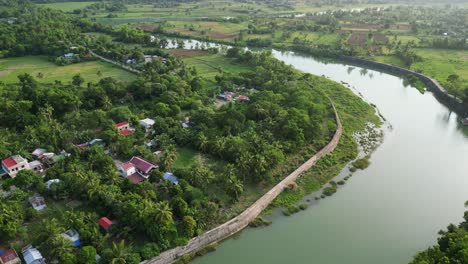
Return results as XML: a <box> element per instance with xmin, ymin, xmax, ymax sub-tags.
<box><xmin>192</xmin><ymin>50</ymin><xmax>468</xmax><ymax>264</ymax></box>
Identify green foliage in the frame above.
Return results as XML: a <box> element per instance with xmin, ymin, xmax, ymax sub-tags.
<box><xmin>282</xmin><ymin>205</ymin><xmax>300</xmax><ymax>216</ymax></box>
<box><xmin>411</xmin><ymin>211</ymin><xmax>468</xmax><ymax>264</ymax></box>
<box><xmin>352</xmin><ymin>156</ymin><xmax>371</xmax><ymax>170</ymax></box>
<box><xmin>249</xmin><ymin>217</ymin><xmax>272</xmax><ymax>227</ymax></box>
<box><xmin>140</xmin><ymin>243</ymin><xmax>160</xmax><ymax>260</ymax></box>
<box><xmin>323</xmin><ymin>186</ymin><xmax>337</xmax><ymax>196</ymax></box>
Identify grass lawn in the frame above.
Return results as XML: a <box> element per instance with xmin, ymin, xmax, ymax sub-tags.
<box><xmin>38</xmin><ymin>1</ymin><xmax>98</xmax><ymax>12</ymax></box>
<box><xmin>411</xmin><ymin>48</ymin><xmax>468</xmax><ymax>84</ymax></box>
<box><xmin>370</xmin><ymin>55</ymin><xmax>407</xmax><ymax>67</ymax></box>
<box><xmin>165</xmin><ymin>21</ymin><xmax>245</xmax><ymax>41</ymax></box>
<box><xmin>182</xmin><ymin>53</ymin><xmax>251</xmax><ymax>80</ymax></box>
<box><xmin>0</xmin><ymin>56</ymin><xmax>136</xmax><ymax>84</ymax></box>
<box><xmin>173</xmin><ymin>147</ymin><xmax>201</xmax><ymax>169</ymax></box>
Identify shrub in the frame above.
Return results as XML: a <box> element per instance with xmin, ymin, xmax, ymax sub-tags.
<box><xmin>352</xmin><ymin>156</ymin><xmax>370</xmax><ymax>170</ymax></box>
<box><xmin>323</xmin><ymin>186</ymin><xmax>337</xmax><ymax>196</ymax></box>
<box><xmin>337</xmin><ymin>180</ymin><xmax>345</xmax><ymax>185</ymax></box>
<box><xmin>283</xmin><ymin>205</ymin><xmax>300</xmax><ymax>216</ymax></box>
<box><xmin>249</xmin><ymin>217</ymin><xmax>272</xmax><ymax>227</ymax></box>
<box><xmin>299</xmin><ymin>204</ymin><xmax>308</xmax><ymax>210</ymax></box>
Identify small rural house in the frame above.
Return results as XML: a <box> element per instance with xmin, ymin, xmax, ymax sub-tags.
<box><xmin>31</xmin><ymin>148</ymin><xmax>46</xmax><ymax>159</ymax></box>
<box><xmin>163</xmin><ymin>172</ymin><xmax>179</xmax><ymax>185</ymax></box>
<box><xmin>97</xmin><ymin>217</ymin><xmax>113</xmax><ymax>231</ymax></box>
<box><xmin>217</xmin><ymin>91</ymin><xmax>236</xmax><ymax>101</ymax></box>
<box><xmin>76</xmin><ymin>139</ymin><xmax>105</xmax><ymax>150</ymax></box>
<box><xmin>118</xmin><ymin>157</ymin><xmax>158</xmax><ymax>184</ymax></box>
<box><xmin>45</xmin><ymin>179</ymin><xmax>60</xmax><ymax>189</ymax></box>
<box><xmin>1</xmin><ymin>155</ymin><xmax>31</xmax><ymax>178</ymax></box>
<box><xmin>63</xmin><ymin>53</ymin><xmax>75</xmax><ymax>60</ymax></box>
<box><xmin>61</xmin><ymin>229</ymin><xmax>81</xmax><ymax>247</ymax></box>
<box><xmin>29</xmin><ymin>194</ymin><xmax>46</xmax><ymax>211</ymax></box>
<box><xmin>181</xmin><ymin>117</ymin><xmax>191</xmax><ymax>128</ymax></box>
<box><xmin>140</xmin><ymin>118</ymin><xmax>155</xmax><ymax>131</ymax></box>
<box><xmin>115</xmin><ymin>122</ymin><xmax>135</xmax><ymax>136</ymax></box>
<box><xmin>28</xmin><ymin>160</ymin><xmax>44</xmax><ymax>175</ymax></box>
<box><xmin>0</xmin><ymin>249</ymin><xmax>21</xmax><ymax>264</ymax></box>
<box><xmin>22</xmin><ymin>245</ymin><xmax>45</xmax><ymax>264</ymax></box>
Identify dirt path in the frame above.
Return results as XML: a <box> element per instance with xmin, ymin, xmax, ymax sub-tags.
<box><xmin>88</xmin><ymin>50</ymin><xmax>141</xmax><ymax>74</ymax></box>
<box><xmin>142</xmin><ymin>99</ymin><xmax>342</xmax><ymax>264</ymax></box>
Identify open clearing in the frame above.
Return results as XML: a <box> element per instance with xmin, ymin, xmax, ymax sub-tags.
<box><xmin>38</xmin><ymin>1</ymin><xmax>98</xmax><ymax>12</ymax></box>
<box><xmin>0</xmin><ymin>56</ymin><xmax>136</xmax><ymax>84</ymax></box>
<box><xmin>183</xmin><ymin>54</ymin><xmax>251</xmax><ymax>79</ymax></box>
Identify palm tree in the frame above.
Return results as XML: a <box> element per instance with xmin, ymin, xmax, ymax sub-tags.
<box><xmin>154</xmin><ymin>201</ymin><xmax>173</xmax><ymax>228</ymax></box>
<box><xmin>162</xmin><ymin>145</ymin><xmax>177</xmax><ymax>170</ymax></box>
<box><xmin>109</xmin><ymin>240</ymin><xmax>131</xmax><ymax>264</ymax></box>
<box><xmin>197</xmin><ymin>133</ymin><xmax>209</xmax><ymax>153</ymax></box>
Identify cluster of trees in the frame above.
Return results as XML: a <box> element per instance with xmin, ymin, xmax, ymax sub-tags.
<box><xmin>0</xmin><ymin>4</ymin><xmax>82</xmax><ymax>57</ymax></box>
<box><xmin>411</xmin><ymin>210</ymin><xmax>468</xmax><ymax>264</ymax></box>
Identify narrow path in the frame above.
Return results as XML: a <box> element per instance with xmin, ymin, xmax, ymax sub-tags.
<box><xmin>88</xmin><ymin>50</ymin><xmax>141</xmax><ymax>74</ymax></box>
<box><xmin>142</xmin><ymin>99</ymin><xmax>342</xmax><ymax>264</ymax></box>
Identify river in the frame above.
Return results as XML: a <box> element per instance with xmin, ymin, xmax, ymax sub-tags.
<box><xmin>192</xmin><ymin>50</ymin><xmax>468</xmax><ymax>264</ymax></box>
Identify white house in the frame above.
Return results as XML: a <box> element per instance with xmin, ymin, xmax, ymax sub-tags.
<box><xmin>61</xmin><ymin>229</ymin><xmax>81</xmax><ymax>247</ymax></box>
<box><xmin>140</xmin><ymin>118</ymin><xmax>155</xmax><ymax>131</ymax></box>
<box><xmin>45</xmin><ymin>179</ymin><xmax>61</xmax><ymax>189</ymax></box>
<box><xmin>29</xmin><ymin>194</ymin><xmax>46</xmax><ymax>211</ymax></box>
<box><xmin>22</xmin><ymin>246</ymin><xmax>45</xmax><ymax>264</ymax></box>
<box><xmin>1</xmin><ymin>155</ymin><xmax>31</xmax><ymax>178</ymax></box>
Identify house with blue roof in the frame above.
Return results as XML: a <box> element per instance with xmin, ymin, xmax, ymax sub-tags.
<box><xmin>163</xmin><ymin>172</ymin><xmax>179</xmax><ymax>185</ymax></box>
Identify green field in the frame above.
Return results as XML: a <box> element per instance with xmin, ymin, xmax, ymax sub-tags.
<box><xmin>38</xmin><ymin>1</ymin><xmax>98</xmax><ymax>12</ymax></box>
<box><xmin>182</xmin><ymin>53</ymin><xmax>251</xmax><ymax>79</ymax></box>
<box><xmin>173</xmin><ymin>147</ymin><xmax>200</xmax><ymax>169</ymax></box>
<box><xmin>0</xmin><ymin>56</ymin><xmax>136</xmax><ymax>84</ymax></box>
<box><xmin>411</xmin><ymin>48</ymin><xmax>468</xmax><ymax>83</ymax></box>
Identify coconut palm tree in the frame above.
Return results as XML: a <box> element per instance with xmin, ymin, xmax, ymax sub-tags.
<box><xmin>109</xmin><ymin>240</ymin><xmax>131</xmax><ymax>264</ymax></box>
<box><xmin>154</xmin><ymin>201</ymin><xmax>173</xmax><ymax>228</ymax></box>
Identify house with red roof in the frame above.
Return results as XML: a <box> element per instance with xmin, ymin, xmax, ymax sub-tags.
<box><xmin>0</xmin><ymin>249</ymin><xmax>21</xmax><ymax>264</ymax></box>
<box><xmin>117</xmin><ymin>157</ymin><xmax>158</xmax><ymax>184</ymax></box>
<box><xmin>115</xmin><ymin>122</ymin><xmax>135</xmax><ymax>136</ymax></box>
<box><xmin>97</xmin><ymin>217</ymin><xmax>113</xmax><ymax>231</ymax></box>
<box><xmin>1</xmin><ymin>155</ymin><xmax>31</xmax><ymax>178</ymax></box>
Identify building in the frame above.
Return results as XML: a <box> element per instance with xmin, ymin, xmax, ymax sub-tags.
<box><xmin>118</xmin><ymin>162</ymin><xmax>144</xmax><ymax>184</ymax></box>
<box><xmin>63</xmin><ymin>53</ymin><xmax>75</xmax><ymax>60</ymax></box>
<box><xmin>237</xmin><ymin>95</ymin><xmax>251</xmax><ymax>102</ymax></box>
<box><xmin>45</xmin><ymin>179</ymin><xmax>60</xmax><ymax>189</ymax></box>
<box><xmin>22</xmin><ymin>246</ymin><xmax>45</xmax><ymax>264</ymax></box>
<box><xmin>97</xmin><ymin>217</ymin><xmax>113</xmax><ymax>231</ymax></box>
<box><xmin>61</xmin><ymin>229</ymin><xmax>81</xmax><ymax>247</ymax></box>
<box><xmin>163</xmin><ymin>172</ymin><xmax>179</xmax><ymax>185</ymax></box>
<box><xmin>117</xmin><ymin>157</ymin><xmax>158</xmax><ymax>184</ymax></box>
<box><xmin>29</xmin><ymin>194</ymin><xmax>46</xmax><ymax>211</ymax></box>
<box><xmin>115</xmin><ymin>122</ymin><xmax>135</xmax><ymax>136</ymax></box>
<box><xmin>0</xmin><ymin>249</ymin><xmax>21</xmax><ymax>264</ymax></box>
<box><xmin>31</xmin><ymin>148</ymin><xmax>46</xmax><ymax>159</ymax></box>
<box><xmin>2</xmin><ymin>155</ymin><xmax>31</xmax><ymax>178</ymax></box>
<box><xmin>181</xmin><ymin>117</ymin><xmax>191</xmax><ymax>128</ymax></box>
<box><xmin>140</xmin><ymin>118</ymin><xmax>155</xmax><ymax>131</ymax></box>
<box><xmin>130</xmin><ymin>156</ymin><xmax>158</xmax><ymax>175</ymax></box>
<box><xmin>28</xmin><ymin>160</ymin><xmax>44</xmax><ymax>174</ymax></box>
<box><xmin>217</xmin><ymin>91</ymin><xmax>236</xmax><ymax>101</ymax></box>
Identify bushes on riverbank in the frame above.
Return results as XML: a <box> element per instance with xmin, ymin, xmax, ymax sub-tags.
<box><xmin>351</xmin><ymin>156</ymin><xmax>371</xmax><ymax>171</ymax></box>
<box><xmin>249</xmin><ymin>217</ymin><xmax>272</xmax><ymax>227</ymax></box>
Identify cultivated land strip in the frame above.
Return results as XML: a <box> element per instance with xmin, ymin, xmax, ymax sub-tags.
<box><xmin>89</xmin><ymin>50</ymin><xmax>142</xmax><ymax>74</ymax></box>
<box><xmin>142</xmin><ymin>99</ymin><xmax>343</xmax><ymax>264</ymax></box>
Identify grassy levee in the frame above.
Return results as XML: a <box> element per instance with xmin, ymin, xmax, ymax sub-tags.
<box><xmin>270</xmin><ymin>74</ymin><xmax>380</xmax><ymax>208</ymax></box>
<box><xmin>0</xmin><ymin>56</ymin><xmax>136</xmax><ymax>84</ymax></box>
<box><xmin>370</xmin><ymin>49</ymin><xmax>467</xmax><ymax>95</ymax></box>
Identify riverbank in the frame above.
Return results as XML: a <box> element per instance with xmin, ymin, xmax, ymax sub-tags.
<box><xmin>142</xmin><ymin>99</ymin><xmax>343</xmax><ymax>264</ymax></box>
<box><xmin>337</xmin><ymin>55</ymin><xmax>468</xmax><ymax>117</ymax></box>
<box><xmin>192</xmin><ymin>47</ymin><xmax>468</xmax><ymax>264</ymax></box>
